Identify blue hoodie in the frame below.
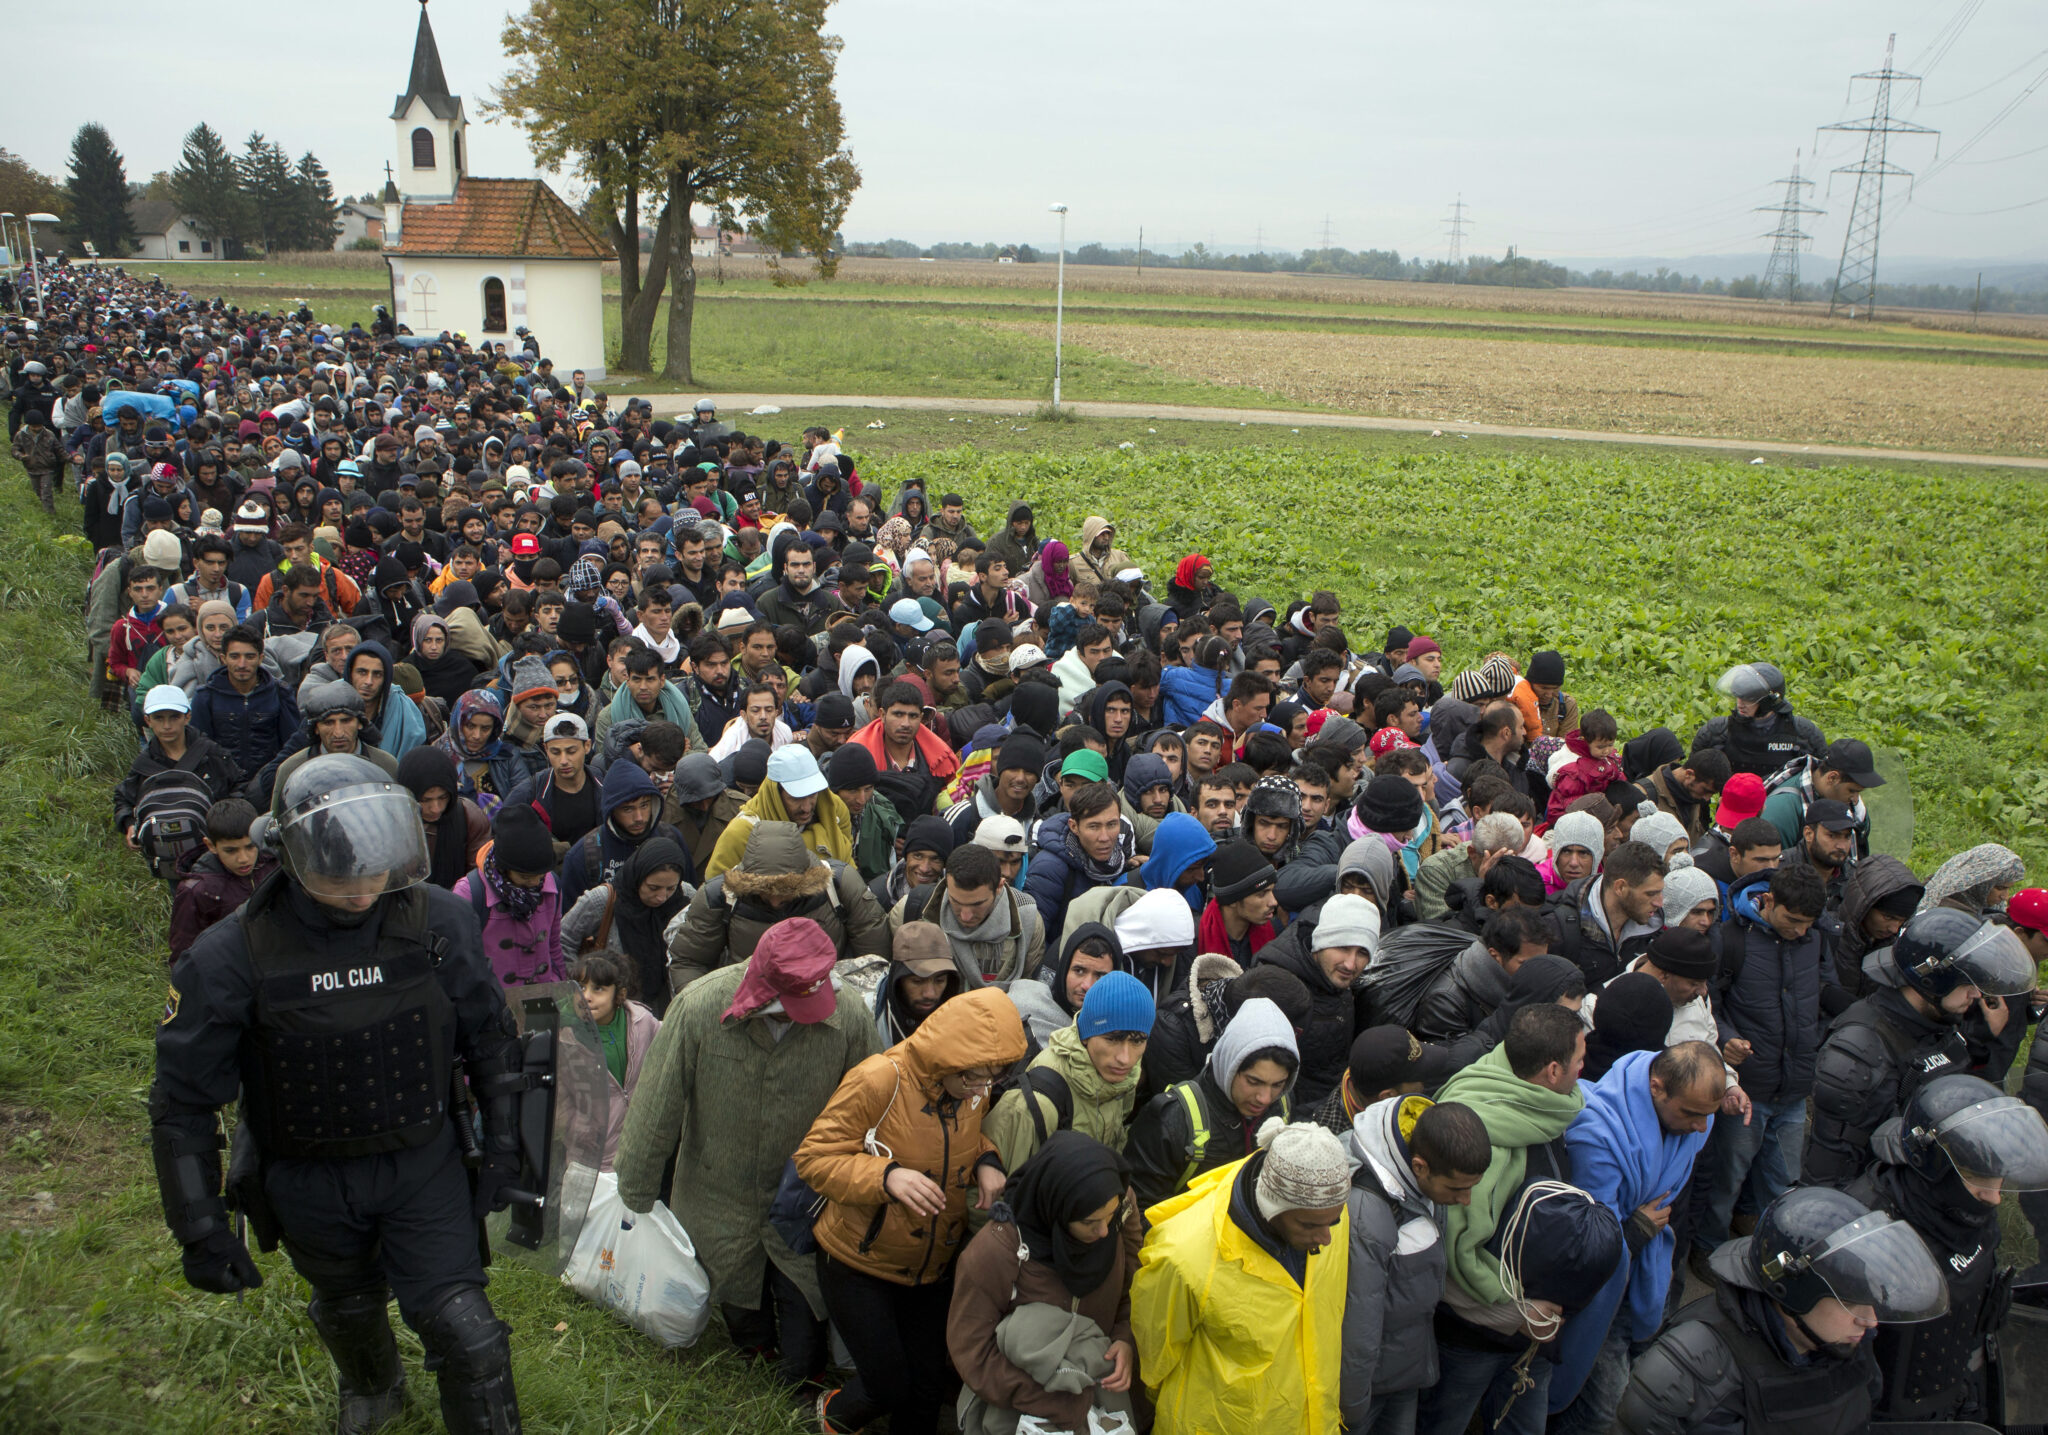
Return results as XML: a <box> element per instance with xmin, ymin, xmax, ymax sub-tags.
<box><xmin>1142</xmin><ymin>811</ymin><xmax>1219</xmax><ymax>914</ymax></box>
<box><xmin>350</xmin><ymin>640</ymin><xmax>426</xmax><ymax>758</ymax></box>
<box><xmin>1121</xmin><ymin>752</ymin><xmax>1173</xmax><ymax>806</ymax></box>
<box><xmin>1550</xmin><ymin>1048</ymin><xmax>1713</xmax><ymax>1412</ymax></box>
<box><xmin>1158</xmin><ymin>664</ymin><xmax>1222</xmax><ymax>730</ymax></box>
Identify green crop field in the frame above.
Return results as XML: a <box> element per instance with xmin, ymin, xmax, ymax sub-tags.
<box><xmin>3</xmin><ymin>403</ymin><xmax>2045</xmax><ymax>1429</ymax></box>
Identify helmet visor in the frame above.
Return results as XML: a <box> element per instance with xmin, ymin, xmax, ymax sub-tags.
<box><xmin>1933</xmin><ymin>1098</ymin><xmax>2048</xmax><ymax>1191</ymax></box>
<box><xmin>1812</xmin><ymin>1212</ymin><xmax>1949</xmax><ymax>1322</ymax></box>
<box><xmin>277</xmin><ymin>784</ymin><xmax>430</xmax><ymax>900</ymax></box>
<box><xmin>1952</xmin><ymin>923</ymin><xmax>2037</xmax><ymax>997</ymax></box>
<box><xmin>1715</xmin><ymin>664</ymin><xmax>1772</xmax><ymax>703</ymax></box>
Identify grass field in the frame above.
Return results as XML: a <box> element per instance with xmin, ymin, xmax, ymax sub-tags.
<box><xmin>3</xmin><ymin>404</ymin><xmax>2047</xmax><ymax>1428</ymax></box>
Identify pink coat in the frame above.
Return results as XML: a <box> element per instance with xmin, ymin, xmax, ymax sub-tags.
<box><xmin>597</xmin><ymin>999</ymin><xmax>661</xmax><ymax>1170</ymax></box>
<box><xmin>1545</xmin><ymin>730</ymin><xmax>1627</xmax><ymax>822</ymax></box>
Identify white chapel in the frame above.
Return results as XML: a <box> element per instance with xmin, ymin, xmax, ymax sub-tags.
<box><xmin>380</xmin><ymin>0</ymin><xmax>612</xmax><ymax>378</ymax></box>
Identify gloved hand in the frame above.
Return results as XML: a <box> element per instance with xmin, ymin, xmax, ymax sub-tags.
<box><xmin>182</xmin><ymin>1226</ymin><xmax>262</xmax><ymax>1294</ymax></box>
<box><xmin>472</xmin><ymin>1151</ymin><xmax>524</xmax><ymax>1222</ymax></box>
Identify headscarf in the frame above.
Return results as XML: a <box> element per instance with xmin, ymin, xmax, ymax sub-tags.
<box><xmin>995</xmin><ymin>1130</ymin><xmax>1129</xmax><ymax>1297</ymax></box>
<box><xmin>1918</xmin><ymin>843</ymin><xmax>2026</xmax><ymax>915</ymax></box>
<box><xmin>1172</xmin><ymin>553</ymin><xmax>1211</xmax><ymax>590</ymax></box>
<box><xmin>612</xmin><ymin>837</ymin><xmax>691</xmax><ymax>1012</ymax></box>
<box><xmin>408</xmin><ymin>612</ymin><xmax>477</xmax><ymax>704</ymax></box>
<box><xmin>397</xmin><ymin>745</ymin><xmax>469</xmax><ymax>888</ymax></box>
<box><xmin>1038</xmin><ymin>539</ymin><xmax>1073</xmax><ymax>599</ymax></box>
<box><xmin>876</xmin><ymin>515</ymin><xmax>914</xmax><ymax>562</ymax></box>
<box><xmin>195</xmin><ymin>599</ymin><xmax>237</xmax><ymax>654</ymax></box>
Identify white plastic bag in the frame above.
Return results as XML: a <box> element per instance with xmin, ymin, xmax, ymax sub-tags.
<box><xmin>562</xmin><ymin>1171</ymin><xmax>712</xmax><ymax>1349</ymax></box>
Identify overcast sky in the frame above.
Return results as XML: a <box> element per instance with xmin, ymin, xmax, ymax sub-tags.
<box><xmin>10</xmin><ymin>0</ymin><xmax>2044</xmax><ymax>264</ymax></box>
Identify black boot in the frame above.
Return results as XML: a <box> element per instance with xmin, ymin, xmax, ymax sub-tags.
<box><xmin>415</xmin><ymin>1285</ymin><xmax>521</xmax><ymax>1435</ymax></box>
<box><xmin>307</xmin><ymin>1289</ymin><xmax>407</xmax><ymax>1435</ymax></box>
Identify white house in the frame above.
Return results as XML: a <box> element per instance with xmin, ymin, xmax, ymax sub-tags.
<box><xmin>333</xmin><ymin>202</ymin><xmax>384</xmax><ymax>251</ymax></box>
<box><xmin>128</xmin><ymin>199</ymin><xmax>220</xmax><ymax>261</ymax></box>
<box><xmin>379</xmin><ymin>0</ymin><xmax>611</xmax><ymax>378</ymax></box>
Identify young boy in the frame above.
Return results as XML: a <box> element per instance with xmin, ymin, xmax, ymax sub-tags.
<box><xmin>169</xmin><ymin>798</ymin><xmax>276</xmax><ymax>963</ymax></box>
<box><xmin>108</xmin><ymin>565</ymin><xmax>168</xmax><ymax>697</ymax></box>
<box><xmin>1545</xmin><ymin>708</ymin><xmax>1626</xmax><ymax>821</ymax></box>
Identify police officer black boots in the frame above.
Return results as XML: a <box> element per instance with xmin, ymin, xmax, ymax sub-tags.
<box><xmin>150</xmin><ymin>755</ymin><xmax>529</xmax><ymax>1435</ymax></box>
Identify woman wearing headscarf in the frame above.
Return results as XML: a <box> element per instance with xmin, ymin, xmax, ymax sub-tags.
<box><xmin>397</xmin><ymin>746</ymin><xmax>490</xmax><ymax>889</ymax></box>
<box><xmin>169</xmin><ymin>598</ymin><xmax>242</xmax><ymax>693</ymax></box>
<box><xmin>873</xmin><ymin>515</ymin><xmax>915</xmax><ymax>575</ymax></box>
<box><xmin>1165</xmin><ymin>553</ymin><xmax>1214</xmax><ymax>619</ymax></box>
<box><xmin>408</xmin><ymin>613</ymin><xmax>481</xmax><ymax>705</ymax></box>
<box><xmin>949</xmin><ymin>1131</ymin><xmax>1141</xmax><ymax>1434</ymax></box>
<box><xmin>559</xmin><ymin>837</ymin><xmax>692</xmax><ymax>1019</ymax></box>
<box><xmin>1919</xmin><ymin>843</ymin><xmax>2025</xmax><ymax>917</ymax></box>
<box><xmin>1022</xmin><ymin>539</ymin><xmax>1074</xmax><ymax>612</ymax></box>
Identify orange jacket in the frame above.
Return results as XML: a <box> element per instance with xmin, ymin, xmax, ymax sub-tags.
<box><xmin>796</xmin><ymin>988</ymin><xmax>1028</xmax><ymax>1286</ymax></box>
<box><xmin>848</xmin><ymin>714</ymin><xmax>962</xmax><ymax>787</ymax></box>
<box><xmin>251</xmin><ymin>558</ymin><xmax>361</xmax><ymax>616</ymax></box>
<box><xmin>1510</xmin><ymin>677</ymin><xmax>1581</xmax><ymax>743</ymax></box>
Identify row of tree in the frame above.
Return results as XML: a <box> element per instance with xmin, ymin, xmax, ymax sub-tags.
<box><xmin>38</xmin><ymin>122</ymin><xmax>343</xmax><ymax>260</ymax></box>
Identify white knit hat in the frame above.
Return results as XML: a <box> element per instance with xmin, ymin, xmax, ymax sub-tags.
<box><xmin>1661</xmin><ymin>858</ymin><xmax>1720</xmax><ymax>926</ymax></box>
<box><xmin>1254</xmin><ymin>1119</ymin><xmax>1352</xmax><ymax>1220</ymax></box>
<box><xmin>1631</xmin><ymin>811</ymin><xmax>1689</xmax><ymax>861</ymax></box>
<box><xmin>1311</xmin><ymin>894</ymin><xmax>1382</xmax><ymax>957</ymax></box>
<box><xmin>1549</xmin><ymin>811</ymin><xmax>1605</xmax><ymax>863</ymax></box>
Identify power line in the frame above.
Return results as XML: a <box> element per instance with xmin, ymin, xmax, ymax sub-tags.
<box><xmin>1756</xmin><ymin>150</ymin><xmax>1825</xmax><ymax>303</ymax></box>
<box><xmin>1917</xmin><ymin>53</ymin><xmax>2048</xmax><ymax>185</ymax></box>
<box><xmin>1912</xmin><ymin>191</ymin><xmax>2048</xmax><ymax>215</ymax></box>
<box><xmin>1443</xmin><ymin>194</ymin><xmax>1470</xmax><ymax>273</ymax></box>
<box><xmin>1916</xmin><ymin>44</ymin><xmax>2048</xmax><ymax>107</ymax></box>
<box><xmin>1905</xmin><ymin>0</ymin><xmax>1986</xmax><ymax>79</ymax></box>
<box><xmin>1820</xmin><ymin>34</ymin><xmax>1939</xmax><ymax>319</ymax></box>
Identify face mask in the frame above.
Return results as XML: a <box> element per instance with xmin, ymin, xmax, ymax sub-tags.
<box><xmin>557</xmin><ymin>688</ymin><xmax>581</xmax><ymax>708</ymax></box>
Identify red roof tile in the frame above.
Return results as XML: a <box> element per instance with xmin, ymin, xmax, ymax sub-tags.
<box><xmin>392</xmin><ymin>178</ymin><xmax>612</xmax><ymax>260</ymax></box>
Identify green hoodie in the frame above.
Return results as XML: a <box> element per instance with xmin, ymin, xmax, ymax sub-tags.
<box><xmin>985</xmin><ymin>1022</ymin><xmax>1143</xmax><ymax>1173</ymax></box>
<box><xmin>1434</xmin><ymin>1043</ymin><xmax>1585</xmax><ymax>1306</ymax></box>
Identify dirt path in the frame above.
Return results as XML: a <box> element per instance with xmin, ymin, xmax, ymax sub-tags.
<box><xmin>637</xmin><ymin>391</ymin><xmax>2048</xmax><ymax>471</ymax></box>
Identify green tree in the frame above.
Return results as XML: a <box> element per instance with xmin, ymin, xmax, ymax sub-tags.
<box><xmin>495</xmin><ymin>0</ymin><xmax>859</xmax><ymax>381</ymax></box>
<box><xmin>237</xmin><ymin>133</ymin><xmax>299</xmax><ymax>254</ymax></box>
<box><xmin>293</xmin><ymin>153</ymin><xmax>341</xmax><ymax>251</ymax></box>
<box><xmin>169</xmin><ymin>124</ymin><xmax>251</xmax><ymax>259</ymax></box>
<box><xmin>64</xmin><ymin>123</ymin><xmax>135</xmax><ymax>257</ymax></box>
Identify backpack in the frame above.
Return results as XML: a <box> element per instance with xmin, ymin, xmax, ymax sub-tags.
<box><xmin>1171</xmin><ymin>1079</ymin><xmax>1290</xmax><ymax>1191</ymax></box>
<box><xmin>1018</xmin><ymin>1065</ymin><xmax>1076</xmax><ymax>1147</ymax></box>
<box><xmin>133</xmin><ymin>769</ymin><xmax>215</xmax><ymax>880</ymax></box>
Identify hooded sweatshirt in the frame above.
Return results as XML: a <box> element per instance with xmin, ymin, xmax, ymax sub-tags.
<box><xmin>559</xmin><ymin>759</ymin><xmax>687</xmax><ymax>910</ymax></box>
<box><xmin>350</xmin><ymin>639</ymin><xmax>426</xmax><ymax>757</ymax></box>
<box><xmin>1009</xmin><ymin>921</ymin><xmax>1136</xmax><ymax>1046</ymax></box>
<box><xmin>1125</xmin><ymin>995</ymin><xmax>1299</xmax><ymax>1214</ymax></box>
<box><xmin>1341</xmin><ymin>1094</ymin><xmax>1453</xmax><ymax>1419</ymax></box>
<box><xmin>1141</xmin><ymin>812</ymin><xmax>1219</xmax><ymax>916</ymax></box>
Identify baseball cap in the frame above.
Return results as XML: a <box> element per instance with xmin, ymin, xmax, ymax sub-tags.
<box><xmin>973</xmin><ymin>814</ymin><xmax>1028</xmax><ymax>856</ymax></box>
<box><xmin>1060</xmin><ymin>749</ymin><xmax>1110</xmax><ymax>784</ymax></box>
<box><xmin>766</xmin><ymin>745</ymin><xmax>828</xmax><ymax>798</ymax></box>
<box><xmin>143</xmin><ymin>685</ymin><xmax>191</xmax><ymax>716</ymax></box>
<box><xmin>1803</xmin><ymin>798</ymin><xmax>1858</xmax><ymax>832</ymax></box>
<box><xmin>1713</xmin><ymin>773</ymin><xmax>1767</xmax><ymax>828</ymax></box>
<box><xmin>542</xmin><ymin>713</ymin><xmax>589</xmax><ymax>743</ymax></box>
<box><xmin>1348</xmin><ymin>1026</ymin><xmax>1453</xmax><ymax>1097</ymax></box>
<box><xmin>2007</xmin><ymin>889</ymin><xmax>2048</xmax><ymax>936</ymax></box>
<box><xmin>1009</xmin><ymin>644</ymin><xmax>1047</xmax><ymax>674</ymax></box>
<box><xmin>888</xmin><ymin>597</ymin><xmax>934</xmax><ymax>632</ymax></box>
<box><xmin>509</xmin><ymin>532</ymin><xmax>542</xmax><ymax>559</ymax></box>
<box><xmin>1821</xmin><ymin>738</ymin><xmax>1884</xmax><ymax>787</ymax></box>
<box><xmin>893</xmin><ymin>921</ymin><xmax>956</xmax><ymax>978</ymax></box>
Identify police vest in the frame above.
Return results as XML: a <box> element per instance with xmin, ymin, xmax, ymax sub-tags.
<box><xmin>1672</xmin><ymin>1294</ymin><xmax>1873</xmax><ymax>1435</ymax></box>
<box><xmin>241</xmin><ymin>874</ymin><xmax>456</xmax><ymax>1160</ymax></box>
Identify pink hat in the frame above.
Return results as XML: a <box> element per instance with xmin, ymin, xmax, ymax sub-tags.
<box><xmin>1405</xmin><ymin>635</ymin><xmax>1441</xmax><ymax>659</ymax></box>
<box><xmin>723</xmin><ymin>917</ymin><xmax>840</xmax><ymax>1025</ymax></box>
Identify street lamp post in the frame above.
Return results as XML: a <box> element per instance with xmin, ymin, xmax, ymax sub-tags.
<box><xmin>25</xmin><ymin>212</ymin><xmax>59</xmax><ymax>316</ymax></box>
<box><xmin>1049</xmin><ymin>203</ymin><xmax>1068</xmax><ymax>409</ymax></box>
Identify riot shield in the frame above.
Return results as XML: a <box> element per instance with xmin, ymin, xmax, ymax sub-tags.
<box><xmin>1864</xmin><ymin>747</ymin><xmax>1915</xmax><ymax>863</ymax></box>
<box><xmin>1869</xmin><ymin>1425</ymin><xmax>2001</xmax><ymax>1434</ymax></box>
<box><xmin>2003</xmin><ymin>1281</ymin><xmax>2048</xmax><ymax>1432</ymax></box>
<box><xmin>484</xmin><ymin>982</ymin><xmax>606</xmax><ymax>1278</ymax></box>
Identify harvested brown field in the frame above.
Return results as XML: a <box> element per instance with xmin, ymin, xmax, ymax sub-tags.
<box><xmin>995</xmin><ymin>320</ymin><xmax>2048</xmax><ymax>457</ymax></box>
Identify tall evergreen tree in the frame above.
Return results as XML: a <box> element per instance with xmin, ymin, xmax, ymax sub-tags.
<box><xmin>64</xmin><ymin>123</ymin><xmax>135</xmax><ymax>257</ymax></box>
<box><xmin>169</xmin><ymin>124</ymin><xmax>251</xmax><ymax>259</ymax></box>
<box><xmin>237</xmin><ymin>132</ymin><xmax>298</xmax><ymax>254</ymax></box>
<box><xmin>293</xmin><ymin>153</ymin><xmax>341</xmax><ymax>251</ymax></box>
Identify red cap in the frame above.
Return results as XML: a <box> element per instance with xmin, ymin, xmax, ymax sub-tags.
<box><xmin>723</xmin><ymin>917</ymin><xmax>841</xmax><ymax>1025</ymax></box>
<box><xmin>509</xmin><ymin>532</ymin><xmax>542</xmax><ymax>559</ymax></box>
<box><xmin>1713</xmin><ymin>772</ymin><xmax>1767</xmax><ymax>828</ymax></box>
<box><xmin>1369</xmin><ymin>726</ymin><xmax>1419</xmax><ymax>757</ymax></box>
<box><xmin>2008</xmin><ymin>889</ymin><xmax>2048</xmax><ymax>935</ymax></box>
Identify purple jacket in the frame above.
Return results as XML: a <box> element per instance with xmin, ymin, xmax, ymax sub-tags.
<box><xmin>454</xmin><ymin>869</ymin><xmax>566</xmax><ymax>987</ymax></box>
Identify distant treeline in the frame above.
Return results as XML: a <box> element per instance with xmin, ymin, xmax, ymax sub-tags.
<box><xmin>843</xmin><ymin>236</ymin><xmax>2048</xmax><ymax>313</ymax></box>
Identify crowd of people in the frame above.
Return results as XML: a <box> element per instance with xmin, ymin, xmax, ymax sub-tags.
<box><xmin>12</xmin><ymin>270</ymin><xmax>2048</xmax><ymax>1435</ymax></box>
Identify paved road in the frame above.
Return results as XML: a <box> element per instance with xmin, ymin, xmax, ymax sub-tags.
<box><xmin>639</xmin><ymin>391</ymin><xmax>2047</xmax><ymax>471</ymax></box>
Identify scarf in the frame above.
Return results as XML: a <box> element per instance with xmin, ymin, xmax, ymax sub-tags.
<box><xmin>397</xmin><ymin>746</ymin><xmax>470</xmax><ymax>888</ymax></box>
<box><xmin>1198</xmin><ymin>898</ymin><xmax>1275</xmax><ymax>959</ymax></box>
<box><xmin>1038</xmin><ymin>539</ymin><xmax>1073</xmax><ymax>599</ymax></box>
<box><xmin>1063</xmin><ymin>814</ymin><xmax>1135</xmax><ymax>886</ymax></box>
<box><xmin>482</xmin><ymin>853</ymin><xmax>546</xmax><ymax>921</ymax></box>
<box><xmin>1172</xmin><ymin>553</ymin><xmax>1210</xmax><ymax>590</ymax></box>
<box><xmin>611</xmin><ymin>837</ymin><xmax>690</xmax><ymax>1011</ymax></box>
<box><xmin>997</xmin><ymin>1130</ymin><xmax>1129</xmax><ymax>1297</ymax></box>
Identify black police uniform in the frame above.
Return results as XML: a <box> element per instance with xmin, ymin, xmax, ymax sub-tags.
<box><xmin>1616</xmin><ymin>1280</ymin><xmax>1882</xmax><ymax>1435</ymax></box>
<box><xmin>1847</xmin><ymin>1159</ymin><xmax>2009</xmax><ymax>1422</ymax></box>
<box><xmin>1804</xmin><ymin>985</ymin><xmax>1967</xmax><ymax>1189</ymax></box>
<box><xmin>150</xmin><ymin>870</ymin><xmax>526</xmax><ymax>1433</ymax></box>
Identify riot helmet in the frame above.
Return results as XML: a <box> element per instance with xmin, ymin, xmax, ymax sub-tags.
<box><xmin>258</xmin><ymin>753</ymin><xmax>429</xmax><ymax>902</ymax></box>
<box><xmin>1715</xmin><ymin>663</ymin><xmax>1777</xmax><ymax>705</ymax></box>
<box><xmin>1893</xmin><ymin>908</ymin><xmax>2035</xmax><ymax>1001</ymax></box>
<box><xmin>1712</xmin><ymin>1186</ymin><xmax>1947</xmax><ymax>1323</ymax></box>
<box><xmin>1874</xmin><ymin>1072</ymin><xmax>2048</xmax><ymax>1195</ymax></box>
<box><xmin>20</xmin><ymin>360</ymin><xmax>47</xmax><ymax>377</ymax></box>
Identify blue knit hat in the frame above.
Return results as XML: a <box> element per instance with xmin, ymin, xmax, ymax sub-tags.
<box><xmin>1076</xmin><ymin>971</ymin><xmax>1154</xmax><ymax>1041</ymax></box>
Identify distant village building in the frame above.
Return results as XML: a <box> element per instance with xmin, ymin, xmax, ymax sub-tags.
<box><xmin>379</xmin><ymin>0</ymin><xmax>611</xmax><ymax>376</ymax></box>
<box><xmin>127</xmin><ymin>200</ymin><xmax>218</xmax><ymax>261</ymax></box>
<box><xmin>690</xmin><ymin>224</ymin><xmax>771</xmax><ymax>258</ymax></box>
<box><xmin>334</xmin><ymin>202</ymin><xmax>385</xmax><ymax>250</ymax></box>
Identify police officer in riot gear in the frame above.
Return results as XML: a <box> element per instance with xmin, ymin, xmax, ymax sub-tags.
<box><xmin>1616</xmin><ymin>1186</ymin><xmax>1948</xmax><ymax>1435</ymax></box>
<box><xmin>150</xmin><ymin>755</ymin><xmax>527</xmax><ymax>1434</ymax></box>
<box><xmin>1804</xmin><ymin>909</ymin><xmax>2035</xmax><ymax>1189</ymax></box>
<box><xmin>1847</xmin><ymin>1073</ymin><xmax>2048</xmax><ymax>1422</ymax></box>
